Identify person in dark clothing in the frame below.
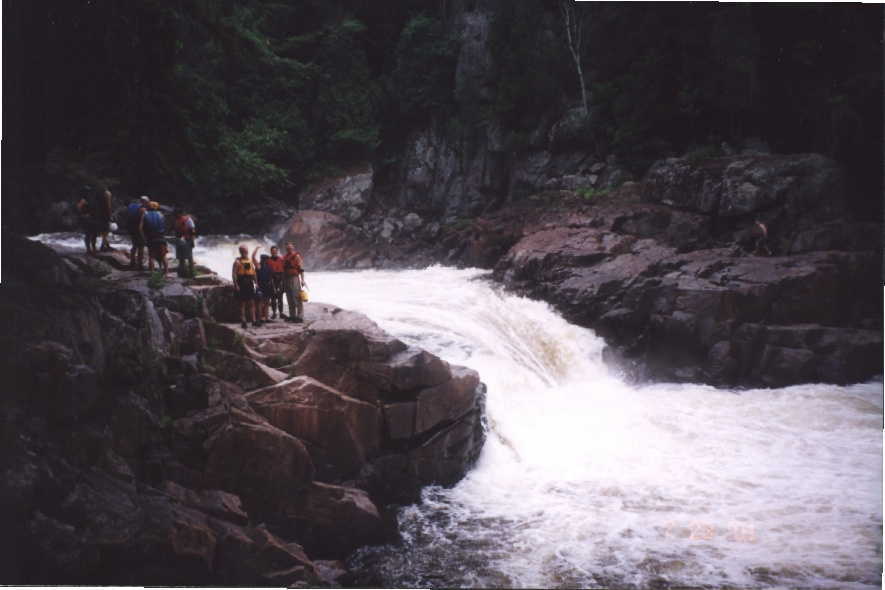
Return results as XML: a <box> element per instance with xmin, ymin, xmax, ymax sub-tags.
<box><xmin>252</xmin><ymin>246</ymin><xmax>273</xmax><ymax>324</ymax></box>
<box><xmin>127</xmin><ymin>196</ymin><xmax>150</xmax><ymax>270</ymax></box>
<box><xmin>93</xmin><ymin>187</ymin><xmax>113</xmax><ymax>252</ymax></box>
<box><xmin>264</xmin><ymin>245</ymin><xmax>286</xmax><ymax>319</ymax></box>
<box><xmin>75</xmin><ymin>187</ymin><xmax>98</xmax><ymax>254</ymax></box>
<box><xmin>142</xmin><ymin>201</ymin><xmax>168</xmax><ymax>275</ymax></box>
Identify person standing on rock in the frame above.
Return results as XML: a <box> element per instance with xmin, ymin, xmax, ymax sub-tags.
<box><xmin>265</xmin><ymin>245</ymin><xmax>286</xmax><ymax>320</ymax></box>
<box><xmin>282</xmin><ymin>242</ymin><xmax>306</xmax><ymax>323</ymax></box>
<box><xmin>252</xmin><ymin>246</ymin><xmax>273</xmax><ymax>324</ymax></box>
<box><xmin>233</xmin><ymin>245</ymin><xmax>259</xmax><ymax>329</ymax></box>
<box><xmin>126</xmin><ymin>196</ymin><xmax>150</xmax><ymax>270</ymax></box>
<box><xmin>93</xmin><ymin>187</ymin><xmax>114</xmax><ymax>252</ymax></box>
<box><xmin>173</xmin><ymin>208</ymin><xmax>197</xmax><ymax>277</ymax></box>
<box><xmin>143</xmin><ymin>201</ymin><xmax>168</xmax><ymax>275</ymax></box>
<box><xmin>75</xmin><ymin>186</ymin><xmax>98</xmax><ymax>254</ymax></box>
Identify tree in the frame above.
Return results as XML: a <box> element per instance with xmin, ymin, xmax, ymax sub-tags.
<box><xmin>559</xmin><ymin>1</ymin><xmax>588</xmax><ymax>115</ymax></box>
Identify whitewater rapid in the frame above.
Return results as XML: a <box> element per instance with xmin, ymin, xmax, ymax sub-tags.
<box><xmin>40</xmin><ymin>233</ymin><xmax>884</xmax><ymax>588</ymax></box>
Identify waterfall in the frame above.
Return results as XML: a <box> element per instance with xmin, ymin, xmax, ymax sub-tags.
<box><xmin>38</xmin><ymin>232</ymin><xmax>884</xmax><ymax>589</ymax></box>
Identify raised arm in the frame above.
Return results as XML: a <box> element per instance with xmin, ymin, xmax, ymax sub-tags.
<box><xmin>252</xmin><ymin>246</ymin><xmax>260</xmax><ymax>267</ymax></box>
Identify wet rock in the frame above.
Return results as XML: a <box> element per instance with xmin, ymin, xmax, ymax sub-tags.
<box><xmin>493</xmin><ymin>154</ymin><xmax>882</xmax><ymax>386</ymax></box>
<box><xmin>204</xmin><ymin>414</ymin><xmax>315</xmax><ymax>512</ymax></box>
<box><xmin>298</xmin><ymin>167</ymin><xmax>373</xmax><ymax>223</ymax></box>
<box><xmin>199</xmin><ymin>347</ymin><xmax>287</xmax><ymax>391</ymax></box>
<box><xmin>279</xmin><ymin>210</ymin><xmax>374</xmax><ymax>270</ymax></box>
<box><xmin>247</xmin><ymin>376</ymin><xmax>382</xmax><ymax>480</ymax></box>
<box><xmin>285</xmin><ymin>481</ymin><xmax>386</xmax><ymax>558</ymax></box>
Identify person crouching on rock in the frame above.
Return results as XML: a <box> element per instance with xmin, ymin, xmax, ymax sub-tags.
<box><xmin>233</xmin><ymin>245</ymin><xmax>259</xmax><ymax>329</ymax></box>
<box><xmin>265</xmin><ymin>246</ymin><xmax>286</xmax><ymax>320</ymax></box>
<box><xmin>143</xmin><ymin>201</ymin><xmax>168</xmax><ymax>275</ymax></box>
<box><xmin>282</xmin><ymin>242</ymin><xmax>306</xmax><ymax>323</ymax></box>
<box><xmin>252</xmin><ymin>246</ymin><xmax>274</xmax><ymax>325</ymax></box>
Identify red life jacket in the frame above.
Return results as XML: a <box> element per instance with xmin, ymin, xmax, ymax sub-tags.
<box><xmin>265</xmin><ymin>255</ymin><xmax>285</xmax><ymax>274</ymax></box>
<box><xmin>175</xmin><ymin>215</ymin><xmax>195</xmax><ymax>239</ymax></box>
<box><xmin>283</xmin><ymin>252</ymin><xmax>303</xmax><ymax>276</ymax></box>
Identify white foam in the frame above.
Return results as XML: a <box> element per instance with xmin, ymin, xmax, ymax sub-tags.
<box><xmin>36</xmin><ymin>233</ymin><xmax>884</xmax><ymax>588</ymax></box>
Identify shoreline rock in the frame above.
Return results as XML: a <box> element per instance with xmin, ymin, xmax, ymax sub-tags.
<box><xmin>1</xmin><ymin>234</ymin><xmax>485</xmax><ymax>585</ymax></box>
<box><xmin>284</xmin><ymin>151</ymin><xmax>881</xmax><ymax>387</ymax></box>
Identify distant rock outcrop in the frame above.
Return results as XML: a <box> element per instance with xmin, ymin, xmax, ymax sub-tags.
<box><xmin>0</xmin><ymin>234</ymin><xmax>485</xmax><ymax>585</ymax></box>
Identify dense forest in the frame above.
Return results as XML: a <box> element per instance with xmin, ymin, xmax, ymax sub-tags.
<box><xmin>3</xmin><ymin>0</ymin><xmax>882</xmax><ymax>234</ymax></box>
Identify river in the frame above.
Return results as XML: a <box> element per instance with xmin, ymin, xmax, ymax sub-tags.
<box><xmin>40</xmin><ymin>233</ymin><xmax>884</xmax><ymax>589</ymax></box>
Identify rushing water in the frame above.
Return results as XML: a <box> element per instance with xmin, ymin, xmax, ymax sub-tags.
<box><xmin>39</xmin><ymin>233</ymin><xmax>884</xmax><ymax>589</ymax></box>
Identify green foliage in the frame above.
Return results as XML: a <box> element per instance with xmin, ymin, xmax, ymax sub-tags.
<box><xmin>387</xmin><ymin>14</ymin><xmax>457</xmax><ymax>123</ymax></box>
<box><xmin>147</xmin><ymin>272</ymin><xmax>166</xmax><ymax>290</ymax></box>
<box><xmin>576</xmin><ymin>187</ymin><xmax>609</xmax><ymax>201</ymax></box>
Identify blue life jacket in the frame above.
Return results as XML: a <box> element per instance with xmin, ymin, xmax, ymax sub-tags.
<box><xmin>127</xmin><ymin>203</ymin><xmax>144</xmax><ymax>226</ymax></box>
<box><xmin>143</xmin><ymin>210</ymin><xmax>165</xmax><ymax>236</ymax></box>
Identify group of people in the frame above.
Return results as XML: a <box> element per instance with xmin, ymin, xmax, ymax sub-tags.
<box><xmin>232</xmin><ymin>243</ymin><xmax>307</xmax><ymax>329</ymax></box>
<box><xmin>77</xmin><ymin>189</ymin><xmax>308</xmax><ymax>329</ymax></box>
<box><xmin>76</xmin><ymin>190</ymin><xmax>197</xmax><ymax>276</ymax></box>
<box><xmin>75</xmin><ymin>186</ymin><xmax>114</xmax><ymax>253</ymax></box>
<box><xmin>123</xmin><ymin>195</ymin><xmax>196</xmax><ymax>276</ymax></box>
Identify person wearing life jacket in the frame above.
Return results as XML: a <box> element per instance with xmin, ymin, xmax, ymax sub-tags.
<box><xmin>127</xmin><ymin>195</ymin><xmax>150</xmax><ymax>270</ymax></box>
<box><xmin>282</xmin><ymin>242</ymin><xmax>306</xmax><ymax>323</ymax></box>
<box><xmin>173</xmin><ymin>208</ymin><xmax>197</xmax><ymax>277</ymax></box>
<box><xmin>265</xmin><ymin>245</ymin><xmax>286</xmax><ymax>319</ymax></box>
<box><xmin>232</xmin><ymin>245</ymin><xmax>259</xmax><ymax>329</ymax></box>
<box><xmin>142</xmin><ymin>201</ymin><xmax>168</xmax><ymax>275</ymax></box>
<box><xmin>252</xmin><ymin>246</ymin><xmax>273</xmax><ymax>324</ymax></box>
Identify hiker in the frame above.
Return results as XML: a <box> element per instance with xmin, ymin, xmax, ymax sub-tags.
<box><xmin>126</xmin><ymin>196</ymin><xmax>150</xmax><ymax>269</ymax></box>
<box><xmin>75</xmin><ymin>186</ymin><xmax>98</xmax><ymax>254</ymax></box>
<box><xmin>143</xmin><ymin>201</ymin><xmax>168</xmax><ymax>275</ymax></box>
<box><xmin>94</xmin><ymin>187</ymin><xmax>114</xmax><ymax>252</ymax></box>
<box><xmin>265</xmin><ymin>245</ymin><xmax>286</xmax><ymax>319</ymax></box>
<box><xmin>282</xmin><ymin>242</ymin><xmax>306</xmax><ymax>323</ymax></box>
<box><xmin>232</xmin><ymin>245</ymin><xmax>258</xmax><ymax>328</ymax></box>
<box><xmin>252</xmin><ymin>246</ymin><xmax>273</xmax><ymax>324</ymax></box>
<box><xmin>173</xmin><ymin>208</ymin><xmax>197</xmax><ymax>277</ymax></box>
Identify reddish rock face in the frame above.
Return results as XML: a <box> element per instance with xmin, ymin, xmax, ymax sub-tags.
<box><xmin>3</xmin><ymin>235</ymin><xmax>486</xmax><ymax>585</ymax></box>
<box><xmin>493</xmin><ymin>156</ymin><xmax>882</xmax><ymax>386</ymax></box>
<box><xmin>247</xmin><ymin>376</ymin><xmax>382</xmax><ymax>480</ymax></box>
<box><xmin>284</xmin><ymin>481</ymin><xmax>386</xmax><ymax>558</ymax></box>
<box><xmin>279</xmin><ymin>210</ymin><xmax>375</xmax><ymax>270</ymax></box>
<box><xmin>204</xmin><ymin>414</ymin><xmax>315</xmax><ymax>511</ymax></box>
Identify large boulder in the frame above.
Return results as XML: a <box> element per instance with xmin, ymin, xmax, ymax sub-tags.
<box><xmin>494</xmin><ymin>155</ymin><xmax>882</xmax><ymax>387</ymax></box>
<box><xmin>247</xmin><ymin>376</ymin><xmax>382</xmax><ymax>480</ymax></box>
<box><xmin>278</xmin><ymin>210</ymin><xmax>374</xmax><ymax>270</ymax></box>
<box><xmin>283</xmin><ymin>481</ymin><xmax>387</xmax><ymax>558</ymax></box>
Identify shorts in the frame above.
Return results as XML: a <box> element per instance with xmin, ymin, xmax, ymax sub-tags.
<box><xmin>176</xmin><ymin>238</ymin><xmax>194</xmax><ymax>260</ymax></box>
<box><xmin>148</xmin><ymin>239</ymin><xmax>168</xmax><ymax>261</ymax></box>
<box><xmin>236</xmin><ymin>277</ymin><xmax>256</xmax><ymax>301</ymax></box>
<box><xmin>257</xmin><ymin>281</ymin><xmax>273</xmax><ymax>300</ymax></box>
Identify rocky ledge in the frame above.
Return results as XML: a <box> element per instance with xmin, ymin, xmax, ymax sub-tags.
<box><xmin>283</xmin><ymin>152</ymin><xmax>881</xmax><ymax>387</ymax></box>
<box><xmin>0</xmin><ymin>234</ymin><xmax>485</xmax><ymax>585</ymax></box>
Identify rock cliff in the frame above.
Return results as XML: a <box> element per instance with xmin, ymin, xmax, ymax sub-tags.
<box><xmin>0</xmin><ymin>234</ymin><xmax>485</xmax><ymax>585</ymax></box>
<box><xmin>282</xmin><ymin>152</ymin><xmax>881</xmax><ymax>388</ymax></box>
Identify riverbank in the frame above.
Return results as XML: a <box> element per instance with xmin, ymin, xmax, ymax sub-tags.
<box><xmin>0</xmin><ymin>234</ymin><xmax>485</xmax><ymax>585</ymax></box>
<box><xmin>281</xmin><ymin>152</ymin><xmax>883</xmax><ymax>387</ymax></box>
